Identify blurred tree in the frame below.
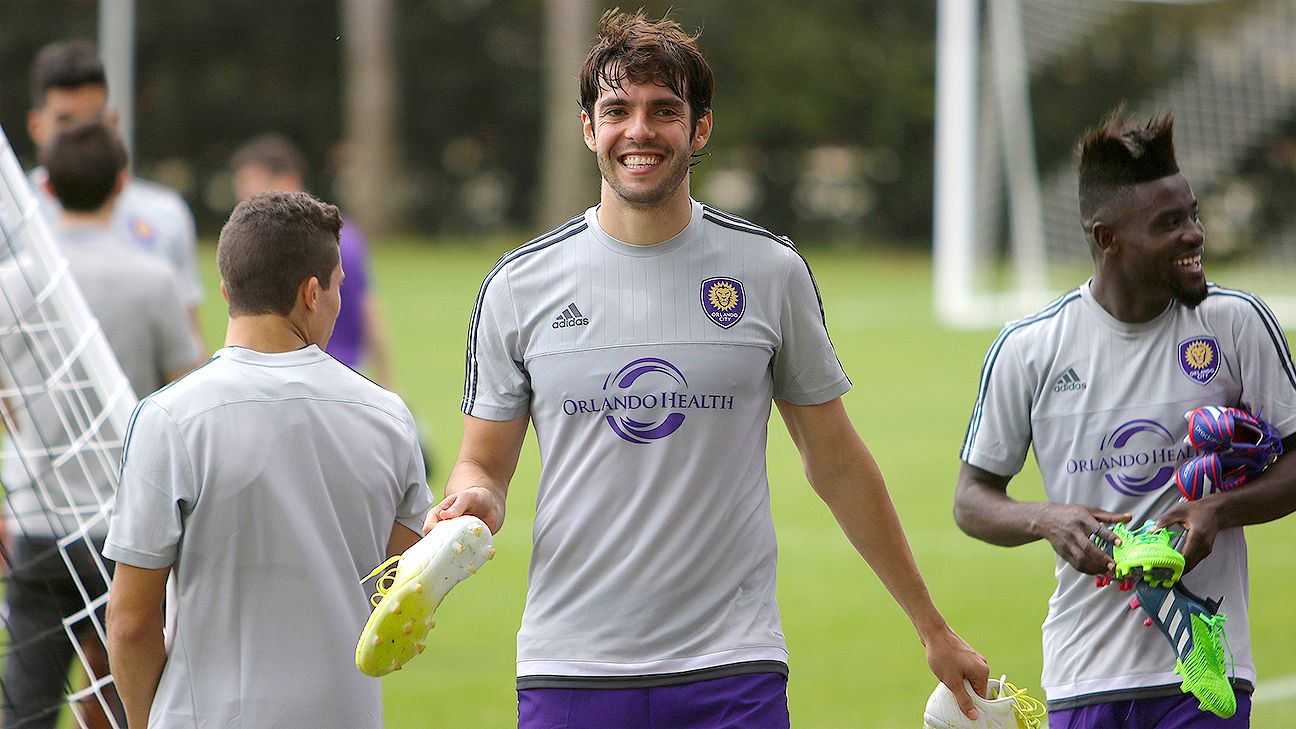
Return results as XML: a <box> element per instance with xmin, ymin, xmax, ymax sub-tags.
<box><xmin>538</xmin><ymin>0</ymin><xmax>597</xmax><ymax>227</ymax></box>
<box><xmin>342</xmin><ymin>0</ymin><xmax>402</xmax><ymax>235</ymax></box>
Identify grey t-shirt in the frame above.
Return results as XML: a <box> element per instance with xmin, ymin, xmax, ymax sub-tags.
<box><xmin>1</xmin><ymin>225</ymin><xmax>197</xmax><ymax>538</ymax></box>
<box><xmin>32</xmin><ymin>168</ymin><xmax>203</xmax><ymax>305</ymax></box>
<box><xmin>962</xmin><ymin>281</ymin><xmax>1296</xmax><ymax>706</ymax></box>
<box><xmin>465</xmin><ymin>200</ymin><xmax>850</xmax><ymax>684</ymax></box>
<box><xmin>104</xmin><ymin>345</ymin><xmax>432</xmax><ymax>728</ymax></box>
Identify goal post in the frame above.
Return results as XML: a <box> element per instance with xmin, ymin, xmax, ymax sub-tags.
<box><xmin>0</xmin><ymin>124</ymin><xmax>135</xmax><ymax>728</ymax></box>
<box><xmin>935</xmin><ymin>0</ymin><xmax>1296</xmax><ymax>329</ymax></box>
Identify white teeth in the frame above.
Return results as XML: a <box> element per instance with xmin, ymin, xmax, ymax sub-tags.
<box><xmin>1175</xmin><ymin>255</ymin><xmax>1201</xmax><ymax>267</ymax></box>
<box><xmin>622</xmin><ymin>155</ymin><xmax>660</xmax><ymax>168</ymax></box>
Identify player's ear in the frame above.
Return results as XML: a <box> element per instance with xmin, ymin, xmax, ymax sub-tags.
<box><xmin>1091</xmin><ymin>221</ymin><xmax>1118</xmax><ymax>255</ymax></box>
<box><xmin>28</xmin><ymin>109</ymin><xmax>46</xmax><ymax>147</ymax></box>
<box><xmin>300</xmin><ymin>276</ymin><xmax>321</xmax><ymax>312</ymax></box>
<box><xmin>219</xmin><ymin>280</ymin><xmax>230</xmax><ymax>304</ymax></box>
<box><xmin>691</xmin><ymin>110</ymin><xmax>713</xmax><ymax>152</ymax></box>
<box><xmin>582</xmin><ymin>109</ymin><xmax>597</xmax><ymax>152</ymax></box>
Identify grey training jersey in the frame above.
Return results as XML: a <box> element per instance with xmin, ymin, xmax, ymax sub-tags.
<box><xmin>962</xmin><ymin>281</ymin><xmax>1296</xmax><ymax>707</ymax></box>
<box><xmin>31</xmin><ymin>168</ymin><xmax>203</xmax><ymax>305</ymax></box>
<box><xmin>465</xmin><ymin>200</ymin><xmax>850</xmax><ymax>685</ymax></box>
<box><xmin>1</xmin><ymin>226</ymin><xmax>197</xmax><ymax>538</ymax></box>
<box><xmin>104</xmin><ymin>345</ymin><xmax>432</xmax><ymax>728</ymax></box>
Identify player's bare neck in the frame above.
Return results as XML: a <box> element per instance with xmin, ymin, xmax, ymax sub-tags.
<box><xmin>597</xmin><ymin>186</ymin><xmax>692</xmax><ymax>246</ymax></box>
<box><xmin>1090</xmin><ymin>274</ymin><xmax>1172</xmax><ymax>323</ymax></box>
<box><xmin>224</xmin><ymin>315</ymin><xmax>312</xmax><ymax>354</ymax></box>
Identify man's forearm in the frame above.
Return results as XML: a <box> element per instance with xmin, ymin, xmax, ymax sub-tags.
<box><xmin>1208</xmin><ymin>450</ymin><xmax>1296</xmax><ymax>530</ymax></box>
<box><xmin>108</xmin><ymin>621</ymin><xmax>166</xmax><ymax>727</ymax></box>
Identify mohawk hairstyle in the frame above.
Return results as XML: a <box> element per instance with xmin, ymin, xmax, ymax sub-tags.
<box><xmin>1078</xmin><ymin>106</ymin><xmax>1180</xmax><ymax>223</ymax></box>
<box><xmin>578</xmin><ymin>7</ymin><xmax>714</xmax><ymax>133</ymax></box>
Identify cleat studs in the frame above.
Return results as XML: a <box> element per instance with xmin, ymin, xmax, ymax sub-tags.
<box><xmin>467</xmin><ymin>565</ymin><xmax>478</xmax><ymax>574</ymax></box>
<box><xmin>404</xmin><ymin>621</ymin><xmax>414</xmax><ymax>635</ymax></box>
<box><xmin>416</xmin><ymin>641</ymin><xmax>426</xmax><ymax>654</ymax></box>
<box><xmin>373</xmin><ymin>635</ymin><xmax>383</xmax><ymax>647</ymax></box>
<box><xmin>425</xmin><ymin>616</ymin><xmax>436</xmax><ymax>628</ymax></box>
<box><xmin>471</xmin><ymin>526</ymin><xmax>484</xmax><ymax>537</ymax></box>
<box><xmin>486</xmin><ymin>547</ymin><xmax>497</xmax><ymax>560</ymax></box>
<box><xmin>1129</xmin><ymin>597</ymin><xmax>1142</xmax><ymax>610</ymax></box>
<box><xmin>453</xmin><ymin>541</ymin><xmax>467</xmax><ymax>555</ymax></box>
<box><xmin>1144</xmin><ymin>618</ymin><xmax>1154</xmax><ymax>627</ymax></box>
<box><xmin>392</xmin><ymin>601</ymin><xmax>402</xmax><ymax>614</ymax></box>
<box><xmin>391</xmin><ymin>659</ymin><xmax>401</xmax><ymax>671</ymax></box>
<box><xmin>415</xmin><ymin>584</ymin><xmax>424</xmax><ymax>594</ymax></box>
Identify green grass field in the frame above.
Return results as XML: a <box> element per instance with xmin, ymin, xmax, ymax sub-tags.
<box><xmin>193</xmin><ymin>241</ymin><xmax>1296</xmax><ymax>728</ymax></box>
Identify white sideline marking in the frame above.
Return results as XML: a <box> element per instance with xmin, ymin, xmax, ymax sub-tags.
<box><xmin>1255</xmin><ymin>674</ymin><xmax>1296</xmax><ymax>704</ymax></box>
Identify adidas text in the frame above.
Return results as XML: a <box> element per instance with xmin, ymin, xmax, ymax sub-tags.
<box><xmin>552</xmin><ymin>303</ymin><xmax>589</xmax><ymax>329</ymax></box>
<box><xmin>552</xmin><ymin>317</ymin><xmax>590</xmax><ymax>329</ymax></box>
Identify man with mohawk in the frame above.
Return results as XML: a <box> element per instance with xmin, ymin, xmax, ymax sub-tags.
<box><xmin>955</xmin><ymin>108</ymin><xmax>1296</xmax><ymax>726</ymax></box>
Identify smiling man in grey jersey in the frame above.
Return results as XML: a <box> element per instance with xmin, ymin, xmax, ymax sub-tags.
<box><xmin>427</xmin><ymin>9</ymin><xmax>988</xmax><ymax>728</ymax></box>
<box><xmin>955</xmin><ymin>109</ymin><xmax>1296</xmax><ymax>726</ymax></box>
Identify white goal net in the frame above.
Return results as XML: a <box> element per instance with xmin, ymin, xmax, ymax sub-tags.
<box><xmin>935</xmin><ymin>0</ymin><xmax>1296</xmax><ymax>328</ymax></box>
<box><xmin>0</xmin><ymin>125</ymin><xmax>135</xmax><ymax>728</ymax></box>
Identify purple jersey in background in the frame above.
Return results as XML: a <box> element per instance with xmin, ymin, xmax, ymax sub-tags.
<box><xmin>329</xmin><ymin>217</ymin><xmax>369</xmax><ymax>368</ymax></box>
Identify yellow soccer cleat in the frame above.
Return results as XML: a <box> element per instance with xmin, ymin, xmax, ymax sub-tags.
<box><xmin>355</xmin><ymin>515</ymin><xmax>495</xmax><ymax>677</ymax></box>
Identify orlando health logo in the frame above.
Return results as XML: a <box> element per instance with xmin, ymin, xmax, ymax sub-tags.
<box><xmin>1067</xmin><ymin>419</ymin><xmax>1196</xmax><ymax>496</ymax></box>
<box><xmin>561</xmin><ymin>357</ymin><xmax>735</xmax><ymax>444</ymax></box>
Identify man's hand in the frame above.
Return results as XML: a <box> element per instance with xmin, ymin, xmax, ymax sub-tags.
<box><xmin>923</xmin><ymin>623</ymin><xmax>990</xmax><ymax>722</ymax></box>
<box><xmin>425</xmin><ymin>486</ymin><xmax>504</xmax><ymax>535</ymax></box>
<box><xmin>1156</xmin><ymin>498</ymin><xmax>1221</xmax><ymax>574</ymax></box>
<box><xmin>1034</xmin><ymin>503</ymin><xmax>1131</xmax><ymax>575</ymax></box>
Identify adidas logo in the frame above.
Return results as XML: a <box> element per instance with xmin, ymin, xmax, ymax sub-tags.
<box><xmin>1052</xmin><ymin>367</ymin><xmax>1087</xmax><ymax>393</ymax></box>
<box><xmin>551</xmin><ymin>303</ymin><xmax>590</xmax><ymax>329</ymax></box>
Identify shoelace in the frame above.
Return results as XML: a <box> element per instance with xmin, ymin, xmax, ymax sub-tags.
<box><xmin>361</xmin><ymin>555</ymin><xmax>404</xmax><ymax>608</ymax></box>
<box><xmin>997</xmin><ymin>677</ymin><xmax>1046</xmax><ymax>729</ymax></box>
<box><xmin>1202</xmin><ymin>612</ymin><xmax>1236</xmax><ymax>678</ymax></box>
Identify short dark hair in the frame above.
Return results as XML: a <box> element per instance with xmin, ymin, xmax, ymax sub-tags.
<box><xmin>217</xmin><ymin>191</ymin><xmax>342</xmax><ymax>317</ymax></box>
<box><xmin>230</xmin><ymin>133</ymin><xmax>309</xmax><ymax>178</ymax></box>
<box><xmin>1078</xmin><ymin>107</ymin><xmax>1180</xmax><ymax>224</ymax></box>
<box><xmin>578</xmin><ymin>8</ymin><xmax>714</xmax><ymax>132</ymax></box>
<box><xmin>40</xmin><ymin>122</ymin><xmax>126</xmax><ymax>212</ymax></box>
<box><xmin>30</xmin><ymin>40</ymin><xmax>107</xmax><ymax>108</ymax></box>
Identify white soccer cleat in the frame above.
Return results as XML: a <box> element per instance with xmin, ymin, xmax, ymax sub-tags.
<box><xmin>922</xmin><ymin>675</ymin><xmax>1045</xmax><ymax>729</ymax></box>
<box><xmin>354</xmin><ymin>515</ymin><xmax>495</xmax><ymax>677</ymax></box>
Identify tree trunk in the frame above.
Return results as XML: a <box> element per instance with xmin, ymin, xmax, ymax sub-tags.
<box><xmin>537</xmin><ymin>0</ymin><xmax>597</xmax><ymax>228</ymax></box>
<box><xmin>341</xmin><ymin>0</ymin><xmax>400</xmax><ymax>236</ymax></box>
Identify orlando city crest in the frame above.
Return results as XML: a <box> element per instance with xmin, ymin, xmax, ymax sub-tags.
<box><xmin>1178</xmin><ymin>336</ymin><xmax>1219</xmax><ymax>385</ymax></box>
<box><xmin>700</xmin><ymin>277</ymin><xmax>745</xmax><ymax>329</ymax></box>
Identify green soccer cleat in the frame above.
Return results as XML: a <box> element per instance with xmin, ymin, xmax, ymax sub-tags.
<box><xmin>1106</xmin><ymin>520</ymin><xmax>1185</xmax><ymax>588</ymax></box>
<box><xmin>355</xmin><ymin>515</ymin><xmax>495</xmax><ymax>677</ymax></box>
<box><xmin>1132</xmin><ymin>581</ymin><xmax>1236</xmax><ymax>719</ymax></box>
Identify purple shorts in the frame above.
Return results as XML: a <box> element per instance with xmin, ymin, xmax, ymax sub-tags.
<box><xmin>517</xmin><ymin>672</ymin><xmax>789</xmax><ymax>729</ymax></box>
<box><xmin>1048</xmin><ymin>690</ymin><xmax>1252</xmax><ymax>728</ymax></box>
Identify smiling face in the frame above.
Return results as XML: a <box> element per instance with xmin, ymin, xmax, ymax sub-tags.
<box><xmin>1103</xmin><ymin>173</ymin><xmax>1207</xmax><ymax>308</ymax></box>
<box><xmin>582</xmin><ymin>73</ymin><xmax>712</xmax><ymax>211</ymax></box>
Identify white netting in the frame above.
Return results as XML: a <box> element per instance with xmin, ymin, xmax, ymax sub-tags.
<box><xmin>938</xmin><ymin>0</ymin><xmax>1296</xmax><ymax>327</ymax></box>
<box><xmin>0</xmin><ymin>125</ymin><xmax>134</xmax><ymax>728</ymax></box>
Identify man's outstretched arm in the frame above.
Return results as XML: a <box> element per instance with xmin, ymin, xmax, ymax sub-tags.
<box><xmin>777</xmin><ymin>397</ymin><xmax>988</xmax><ymax>721</ymax></box>
<box><xmin>425</xmin><ymin>413</ymin><xmax>529</xmax><ymax>534</ymax></box>
<box><xmin>954</xmin><ymin>462</ymin><xmax>1128</xmax><ymax>576</ymax></box>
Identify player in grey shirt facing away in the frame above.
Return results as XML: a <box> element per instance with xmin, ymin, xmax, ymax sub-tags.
<box><xmin>428</xmin><ymin>9</ymin><xmax>988</xmax><ymax>729</ymax></box>
<box><xmin>104</xmin><ymin>191</ymin><xmax>433</xmax><ymax>729</ymax></box>
<box><xmin>0</xmin><ymin>122</ymin><xmax>200</xmax><ymax>729</ymax></box>
<box><xmin>956</xmin><ymin>109</ymin><xmax>1296</xmax><ymax>726</ymax></box>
